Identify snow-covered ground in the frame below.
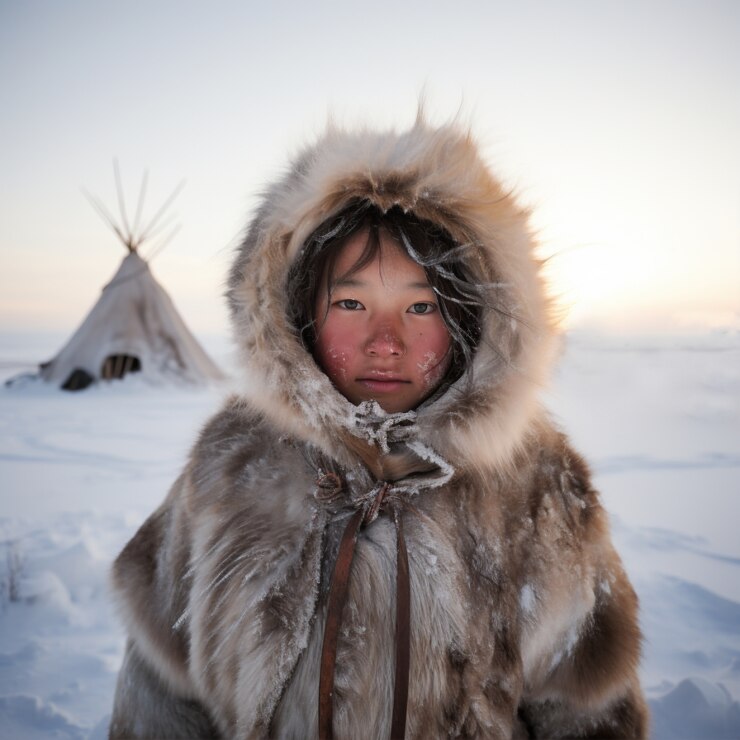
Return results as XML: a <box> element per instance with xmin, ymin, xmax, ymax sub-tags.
<box><xmin>1</xmin><ymin>330</ymin><xmax>738</xmax><ymax>738</ymax></box>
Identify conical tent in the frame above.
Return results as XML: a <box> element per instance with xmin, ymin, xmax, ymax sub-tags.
<box><xmin>39</xmin><ymin>169</ymin><xmax>225</xmax><ymax>391</ymax></box>
<box><xmin>40</xmin><ymin>252</ymin><xmax>224</xmax><ymax>390</ymax></box>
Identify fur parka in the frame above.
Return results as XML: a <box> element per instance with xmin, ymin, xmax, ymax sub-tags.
<box><xmin>110</xmin><ymin>117</ymin><xmax>648</xmax><ymax>739</ymax></box>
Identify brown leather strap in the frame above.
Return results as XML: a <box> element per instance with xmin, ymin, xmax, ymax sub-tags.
<box><xmin>319</xmin><ymin>507</ymin><xmax>364</xmax><ymax>740</ymax></box>
<box><xmin>318</xmin><ymin>489</ymin><xmax>411</xmax><ymax>740</ymax></box>
<box><xmin>391</xmin><ymin>505</ymin><xmax>410</xmax><ymax>739</ymax></box>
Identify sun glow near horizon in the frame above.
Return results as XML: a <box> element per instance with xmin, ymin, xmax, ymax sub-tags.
<box><xmin>521</xmin><ymin>158</ymin><xmax>739</xmax><ymax>333</ymax></box>
<box><xmin>537</xmin><ymin>221</ymin><xmax>739</xmax><ymax>333</ymax></box>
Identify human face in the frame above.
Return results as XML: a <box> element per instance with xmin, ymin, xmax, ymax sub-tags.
<box><xmin>313</xmin><ymin>229</ymin><xmax>452</xmax><ymax>413</ymax></box>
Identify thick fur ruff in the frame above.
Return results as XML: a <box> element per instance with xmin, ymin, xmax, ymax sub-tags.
<box><xmin>225</xmin><ymin>118</ymin><xmax>559</xmax><ymax>474</ymax></box>
<box><xmin>110</xmin><ymin>118</ymin><xmax>648</xmax><ymax>738</ymax></box>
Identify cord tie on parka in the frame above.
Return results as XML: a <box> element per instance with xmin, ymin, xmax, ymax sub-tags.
<box><xmin>348</xmin><ymin>401</ymin><xmax>416</xmax><ymax>454</ymax></box>
<box><xmin>314</xmin><ymin>402</ymin><xmax>454</xmax><ymax>739</ymax></box>
<box><xmin>318</xmin><ymin>480</ymin><xmax>411</xmax><ymax>740</ymax></box>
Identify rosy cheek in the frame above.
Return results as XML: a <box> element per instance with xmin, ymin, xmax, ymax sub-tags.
<box><xmin>414</xmin><ymin>323</ymin><xmax>453</xmax><ymax>391</ymax></box>
<box><xmin>322</xmin><ymin>347</ymin><xmax>349</xmax><ymax>381</ymax></box>
<box><xmin>315</xmin><ymin>322</ymin><xmax>355</xmax><ymax>384</ymax></box>
<box><xmin>418</xmin><ymin>349</ymin><xmax>451</xmax><ymax>390</ymax></box>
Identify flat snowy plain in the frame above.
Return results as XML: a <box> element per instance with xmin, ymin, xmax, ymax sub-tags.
<box><xmin>1</xmin><ymin>329</ymin><xmax>738</xmax><ymax>739</ymax></box>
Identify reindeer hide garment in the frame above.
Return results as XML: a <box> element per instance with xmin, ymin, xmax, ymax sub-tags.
<box><xmin>109</xmin><ymin>118</ymin><xmax>648</xmax><ymax>739</ymax></box>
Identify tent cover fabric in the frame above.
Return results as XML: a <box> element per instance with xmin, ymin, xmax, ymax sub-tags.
<box><xmin>40</xmin><ymin>252</ymin><xmax>224</xmax><ymax>390</ymax></box>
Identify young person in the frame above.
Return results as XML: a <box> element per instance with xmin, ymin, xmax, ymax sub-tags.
<box><xmin>110</xmin><ymin>118</ymin><xmax>648</xmax><ymax>738</ymax></box>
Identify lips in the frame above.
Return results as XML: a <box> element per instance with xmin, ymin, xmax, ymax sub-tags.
<box><xmin>356</xmin><ymin>371</ymin><xmax>410</xmax><ymax>394</ymax></box>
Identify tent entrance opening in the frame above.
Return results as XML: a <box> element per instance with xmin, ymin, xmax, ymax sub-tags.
<box><xmin>101</xmin><ymin>354</ymin><xmax>141</xmax><ymax>380</ymax></box>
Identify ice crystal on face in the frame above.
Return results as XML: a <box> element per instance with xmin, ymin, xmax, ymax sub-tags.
<box><xmin>417</xmin><ymin>350</ymin><xmax>447</xmax><ymax>391</ymax></box>
<box><xmin>417</xmin><ymin>353</ymin><xmax>435</xmax><ymax>373</ymax></box>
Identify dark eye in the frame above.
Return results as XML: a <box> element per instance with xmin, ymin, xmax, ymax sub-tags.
<box><xmin>337</xmin><ymin>299</ymin><xmax>363</xmax><ymax>310</ymax></box>
<box><xmin>408</xmin><ymin>302</ymin><xmax>436</xmax><ymax>315</ymax></box>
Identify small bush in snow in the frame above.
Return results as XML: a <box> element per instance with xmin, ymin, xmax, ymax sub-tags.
<box><xmin>1</xmin><ymin>540</ymin><xmax>24</xmax><ymax>606</ymax></box>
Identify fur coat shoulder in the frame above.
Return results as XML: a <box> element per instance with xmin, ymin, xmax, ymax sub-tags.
<box><xmin>109</xmin><ymin>118</ymin><xmax>648</xmax><ymax>739</ymax></box>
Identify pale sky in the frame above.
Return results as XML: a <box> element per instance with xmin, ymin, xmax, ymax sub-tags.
<box><xmin>1</xmin><ymin>0</ymin><xmax>738</xmax><ymax>338</ymax></box>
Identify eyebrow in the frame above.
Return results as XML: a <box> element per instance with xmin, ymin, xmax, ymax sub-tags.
<box><xmin>333</xmin><ymin>278</ymin><xmax>432</xmax><ymax>290</ymax></box>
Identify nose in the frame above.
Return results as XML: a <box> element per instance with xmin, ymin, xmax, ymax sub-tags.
<box><xmin>364</xmin><ymin>320</ymin><xmax>405</xmax><ymax>358</ymax></box>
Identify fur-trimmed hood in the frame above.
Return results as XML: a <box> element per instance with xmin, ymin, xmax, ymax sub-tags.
<box><xmin>226</xmin><ymin>117</ymin><xmax>559</xmax><ymax>472</ymax></box>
